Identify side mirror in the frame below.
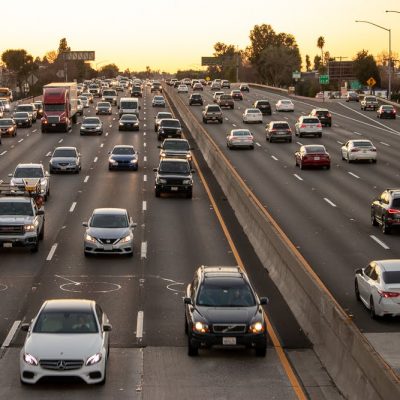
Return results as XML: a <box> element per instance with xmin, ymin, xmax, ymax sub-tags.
<box><xmin>259</xmin><ymin>297</ymin><xmax>269</xmax><ymax>305</ymax></box>
<box><xmin>103</xmin><ymin>323</ymin><xmax>112</xmax><ymax>332</ymax></box>
<box><xmin>355</xmin><ymin>268</ymin><xmax>363</xmax><ymax>275</ymax></box>
<box><xmin>184</xmin><ymin>297</ymin><xmax>192</xmax><ymax>305</ymax></box>
<box><xmin>37</xmin><ymin>210</ymin><xmax>44</xmax><ymax>216</ymax></box>
<box><xmin>107</xmin><ymin>151</ymin><xmax>111</xmax><ymax>154</ymax></box>
<box><xmin>130</xmin><ymin>222</ymin><xmax>138</xmax><ymax>228</ymax></box>
<box><xmin>21</xmin><ymin>323</ymin><xmax>30</xmax><ymax>332</ymax></box>
<box><xmin>82</xmin><ymin>222</ymin><xmax>88</xmax><ymax>227</ymax></box>
<box><xmin>153</xmin><ymin>168</ymin><xmax>158</xmax><ymax>172</ymax></box>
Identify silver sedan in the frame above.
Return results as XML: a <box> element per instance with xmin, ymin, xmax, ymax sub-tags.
<box><xmin>226</xmin><ymin>129</ymin><xmax>254</xmax><ymax>150</ymax></box>
<box><xmin>341</xmin><ymin>139</ymin><xmax>377</xmax><ymax>163</ymax></box>
<box><xmin>83</xmin><ymin>208</ymin><xmax>137</xmax><ymax>257</ymax></box>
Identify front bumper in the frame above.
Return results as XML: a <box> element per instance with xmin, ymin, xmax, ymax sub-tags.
<box><xmin>156</xmin><ymin>184</ymin><xmax>192</xmax><ymax>194</ymax></box>
<box><xmin>109</xmin><ymin>161</ymin><xmax>138</xmax><ymax>170</ymax></box>
<box><xmin>190</xmin><ymin>331</ymin><xmax>267</xmax><ymax>349</ymax></box>
<box><xmin>84</xmin><ymin>238</ymin><xmax>133</xmax><ymax>255</ymax></box>
<box><xmin>0</xmin><ymin>233</ymin><xmax>38</xmax><ymax>249</ymax></box>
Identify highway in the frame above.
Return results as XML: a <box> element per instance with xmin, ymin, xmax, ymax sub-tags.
<box><xmin>166</xmin><ymin>83</ymin><xmax>400</xmax><ymax>370</ymax></box>
<box><xmin>0</xmin><ymin>86</ymin><xmax>344</xmax><ymax>399</ymax></box>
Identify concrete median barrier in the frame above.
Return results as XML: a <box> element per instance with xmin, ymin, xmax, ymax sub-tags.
<box><xmin>164</xmin><ymin>85</ymin><xmax>400</xmax><ymax>400</ymax></box>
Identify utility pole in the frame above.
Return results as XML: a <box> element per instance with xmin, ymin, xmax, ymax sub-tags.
<box><xmin>235</xmin><ymin>45</ymin><xmax>240</xmax><ymax>83</ymax></box>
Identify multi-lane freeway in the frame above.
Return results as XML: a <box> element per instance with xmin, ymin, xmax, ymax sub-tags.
<box><xmin>0</xmin><ymin>84</ymin><xmax>348</xmax><ymax>399</ymax></box>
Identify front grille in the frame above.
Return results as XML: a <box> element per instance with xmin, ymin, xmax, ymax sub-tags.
<box><xmin>98</xmin><ymin>238</ymin><xmax>118</xmax><ymax>245</ymax></box>
<box><xmin>47</xmin><ymin>116</ymin><xmax>59</xmax><ymax>124</ymax></box>
<box><xmin>0</xmin><ymin>225</ymin><xmax>24</xmax><ymax>235</ymax></box>
<box><xmin>213</xmin><ymin>324</ymin><xmax>247</xmax><ymax>334</ymax></box>
<box><xmin>40</xmin><ymin>359</ymin><xmax>84</xmax><ymax>371</ymax></box>
<box><xmin>165</xmin><ymin>178</ymin><xmax>184</xmax><ymax>185</ymax></box>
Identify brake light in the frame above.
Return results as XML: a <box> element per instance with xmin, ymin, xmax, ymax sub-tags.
<box><xmin>301</xmin><ymin>124</ymin><xmax>306</xmax><ymax>128</ymax></box>
<box><xmin>388</xmin><ymin>209</ymin><xmax>400</xmax><ymax>214</ymax></box>
<box><xmin>351</xmin><ymin>148</ymin><xmax>360</xmax><ymax>152</ymax></box>
<box><xmin>317</xmin><ymin>123</ymin><xmax>322</xmax><ymax>128</ymax></box>
<box><xmin>378</xmin><ymin>290</ymin><xmax>400</xmax><ymax>298</ymax></box>
<box><xmin>327</xmin><ymin>113</ymin><xmax>332</xmax><ymax>117</ymax></box>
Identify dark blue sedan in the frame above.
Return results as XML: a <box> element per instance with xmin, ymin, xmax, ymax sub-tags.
<box><xmin>108</xmin><ymin>145</ymin><xmax>139</xmax><ymax>171</ymax></box>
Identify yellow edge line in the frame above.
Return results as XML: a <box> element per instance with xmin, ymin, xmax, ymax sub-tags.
<box><xmin>164</xmin><ymin>90</ymin><xmax>308</xmax><ymax>400</ymax></box>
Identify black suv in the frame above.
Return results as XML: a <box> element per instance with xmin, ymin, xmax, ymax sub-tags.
<box><xmin>151</xmin><ymin>82</ymin><xmax>162</xmax><ymax>93</ymax></box>
<box><xmin>309</xmin><ymin>108</ymin><xmax>332</xmax><ymax>127</ymax></box>
<box><xmin>157</xmin><ymin>118</ymin><xmax>182</xmax><ymax>141</ymax></box>
<box><xmin>153</xmin><ymin>158</ymin><xmax>194</xmax><ymax>198</ymax></box>
<box><xmin>130</xmin><ymin>85</ymin><xmax>143</xmax><ymax>97</ymax></box>
<box><xmin>202</xmin><ymin>104</ymin><xmax>223</xmax><ymax>124</ymax></box>
<box><xmin>253</xmin><ymin>100</ymin><xmax>272</xmax><ymax>116</ymax></box>
<box><xmin>184</xmin><ymin>266</ymin><xmax>268</xmax><ymax>356</ymax></box>
<box><xmin>371</xmin><ymin>189</ymin><xmax>400</xmax><ymax>234</ymax></box>
<box><xmin>189</xmin><ymin>93</ymin><xmax>203</xmax><ymax>106</ymax></box>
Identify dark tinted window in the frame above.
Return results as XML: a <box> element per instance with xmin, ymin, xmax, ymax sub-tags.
<box><xmin>112</xmin><ymin>147</ymin><xmax>135</xmax><ymax>155</ymax></box>
<box><xmin>44</xmin><ymin>104</ymin><xmax>65</xmax><ymax>111</ymax></box>
<box><xmin>207</xmin><ymin>106</ymin><xmax>221</xmax><ymax>112</ymax></box>
<box><xmin>316</xmin><ymin>111</ymin><xmax>329</xmax><ymax>116</ymax></box>
<box><xmin>382</xmin><ymin>271</ymin><xmax>400</xmax><ymax>284</ymax></box>
<box><xmin>121</xmin><ymin>115</ymin><xmax>138</xmax><ymax>121</ymax></box>
<box><xmin>0</xmin><ymin>119</ymin><xmax>13</xmax><ymax>125</ymax></box>
<box><xmin>84</xmin><ymin>118</ymin><xmax>101</xmax><ymax>124</ymax></box>
<box><xmin>303</xmin><ymin>118</ymin><xmax>319</xmax><ymax>124</ymax></box>
<box><xmin>14</xmin><ymin>167</ymin><xmax>44</xmax><ymax>178</ymax></box>
<box><xmin>53</xmin><ymin>149</ymin><xmax>77</xmax><ymax>157</ymax></box>
<box><xmin>159</xmin><ymin>161</ymin><xmax>190</xmax><ymax>174</ymax></box>
<box><xmin>91</xmin><ymin>213</ymin><xmax>128</xmax><ymax>228</ymax></box>
<box><xmin>271</xmin><ymin>123</ymin><xmax>289</xmax><ymax>130</ymax></box>
<box><xmin>257</xmin><ymin>101</ymin><xmax>270</xmax><ymax>106</ymax></box>
<box><xmin>197</xmin><ymin>278</ymin><xmax>256</xmax><ymax>307</ymax></box>
<box><xmin>305</xmin><ymin>146</ymin><xmax>326</xmax><ymax>154</ymax></box>
<box><xmin>0</xmin><ymin>202</ymin><xmax>33</xmax><ymax>216</ymax></box>
<box><xmin>163</xmin><ymin>141</ymin><xmax>189</xmax><ymax>150</ymax></box>
<box><xmin>14</xmin><ymin>112</ymin><xmax>29</xmax><ymax>118</ymax></box>
<box><xmin>392</xmin><ymin>198</ymin><xmax>400</xmax><ymax>208</ymax></box>
<box><xmin>160</xmin><ymin>120</ymin><xmax>180</xmax><ymax>128</ymax></box>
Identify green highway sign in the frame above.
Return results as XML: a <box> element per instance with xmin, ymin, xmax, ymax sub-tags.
<box><xmin>319</xmin><ymin>75</ymin><xmax>329</xmax><ymax>84</ymax></box>
<box><xmin>292</xmin><ymin>71</ymin><xmax>301</xmax><ymax>79</ymax></box>
<box><xmin>201</xmin><ymin>57</ymin><xmax>221</xmax><ymax>66</ymax></box>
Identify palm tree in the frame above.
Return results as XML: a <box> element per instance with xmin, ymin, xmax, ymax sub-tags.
<box><xmin>317</xmin><ymin>36</ymin><xmax>325</xmax><ymax>66</ymax></box>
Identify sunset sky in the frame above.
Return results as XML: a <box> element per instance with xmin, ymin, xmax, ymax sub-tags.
<box><xmin>2</xmin><ymin>0</ymin><xmax>400</xmax><ymax>72</ymax></box>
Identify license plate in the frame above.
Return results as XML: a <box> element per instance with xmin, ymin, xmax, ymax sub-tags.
<box><xmin>104</xmin><ymin>245</ymin><xmax>113</xmax><ymax>251</ymax></box>
<box><xmin>171</xmin><ymin>187</ymin><xmax>178</xmax><ymax>191</ymax></box>
<box><xmin>52</xmin><ymin>124</ymin><xmax>56</xmax><ymax>127</ymax></box>
<box><xmin>3</xmin><ymin>243</ymin><xmax>12</xmax><ymax>248</ymax></box>
<box><xmin>212</xmin><ymin>117</ymin><xmax>216</xmax><ymax>120</ymax></box>
<box><xmin>314</xmin><ymin>157</ymin><xmax>320</xmax><ymax>160</ymax></box>
<box><xmin>223</xmin><ymin>337</ymin><xmax>236</xmax><ymax>345</ymax></box>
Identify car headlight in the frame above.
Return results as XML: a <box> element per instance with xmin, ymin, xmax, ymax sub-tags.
<box><xmin>249</xmin><ymin>321</ymin><xmax>265</xmax><ymax>334</ymax></box>
<box><xmin>23</xmin><ymin>353</ymin><xmax>38</xmax><ymax>366</ymax></box>
<box><xmin>194</xmin><ymin>321</ymin><xmax>209</xmax><ymax>333</ymax></box>
<box><xmin>159</xmin><ymin>129</ymin><xmax>164</xmax><ymax>133</ymax></box>
<box><xmin>119</xmin><ymin>234</ymin><xmax>132</xmax><ymax>244</ymax></box>
<box><xmin>85</xmin><ymin>234</ymin><xmax>97</xmax><ymax>244</ymax></box>
<box><xmin>186</xmin><ymin>154</ymin><xmax>192</xmax><ymax>160</ymax></box>
<box><xmin>97</xmin><ymin>125</ymin><xmax>101</xmax><ymax>129</ymax></box>
<box><xmin>86</xmin><ymin>352</ymin><xmax>102</xmax><ymax>366</ymax></box>
<box><xmin>130</xmin><ymin>158</ymin><xmax>138</xmax><ymax>164</ymax></box>
<box><xmin>109</xmin><ymin>158</ymin><xmax>117</xmax><ymax>164</ymax></box>
<box><xmin>24</xmin><ymin>224</ymin><xmax>36</xmax><ymax>232</ymax></box>
<box><xmin>182</xmin><ymin>179</ymin><xmax>192</xmax><ymax>185</ymax></box>
<box><xmin>160</xmin><ymin>152</ymin><xmax>166</xmax><ymax>157</ymax></box>
<box><xmin>158</xmin><ymin>178</ymin><xmax>167</xmax><ymax>184</ymax></box>
<box><xmin>119</xmin><ymin>122</ymin><xmax>124</xmax><ymax>125</ymax></box>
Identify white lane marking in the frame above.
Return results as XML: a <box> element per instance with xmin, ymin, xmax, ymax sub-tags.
<box><xmin>105</xmin><ymin>132</ymin><xmax>109</xmax><ymax>136</ymax></box>
<box><xmin>144</xmin><ymin>124</ymin><xmax>147</xmax><ymax>128</ymax></box>
<box><xmin>100</xmin><ymin>143</ymin><xmax>104</xmax><ymax>148</ymax></box>
<box><xmin>32</xmin><ymin>129</ymin><xmax>37</xmax><ymax>133</ymax></box>
<box><xmin>232</xmin><ymin>123</ymin><xmax>237</xmax><ymax>127</ymax></box>
<box><xmin>109</xmin><ymin>124</ymin><xmax>112</xmax><ymax>128</ymax></box>
<box><xmin>136</xmin><ymin>311</ymin><xmax>144</xmax><ymax>338</ymax></box>
<box><xmin>284</xmin><ymin>116</ymin><xmax>288</xmax><ymax>120</ymax></box>
<box><xmin>370</xmin><ymin>235</ymin><xmax>390</xmax><ymax>250</ymax></box>
<box><xmin>380</xmin><ymin>142</ymin><xmax>390</xmax><ymax>147</ymax></box>
<box><xmin>348</xmin><ymin>172</ymin><xmax>360</xmax><ymax>179</ymax></box>
<box><xmin>113</xmin><ymin>118</ymin><xmax>116</xmax><ymax>121</ymax></box>
<box><xmin>94</xmin><ymin>157</ymin><xmax>98</xmax><ymax>163</ymax></box>
<box><xmin>143</xmin><ymin>175</ymin><xmax>147</xmax><ymax>182</ymax></box>
<box><xmin>0</xmin><ymin>151</ymin><xmax>7</xmax><ymax>156</ymax></box>
<box><xmin>293</xmin><ymin>174</ymin><xmax>303</xmax><ymax>181</ymax></box>
<box><xmin>144</xmin><ymin>143</ymin><xmax>147</xmax><ymax>147</ymax></box>
<box><xmin>69</xmin><ymin>202</ymin><xmax>77</xmax><ymax>212</ymax></box>
<box><xmin>296</xmin><ymin>141</ymin><xmax>303</xmax><ymax>146</ymax></box>
<box><xmin>141</xmin><ymin>242</ymin><xmax>147</xmax><ymax>259</ymax></box>
<box><xmin>225</xmin><ymin>117</ymin><xmax>229</xmax><ymax>121</ymax></box>
<box><xmin>142</xmin><ymin>201</ymin><xmax>147</xmax><ymax>211</ymax></box>
<box><xmin>1</xmin><ymin>320</ymin><xmax>21</xmax><ymax>349</ymax></box>
<box><xmin>58</xmin><ymin>139</ymin><xmax>63</xmax><ymax>143</ymax></box>
<box><xmin>333</xmin><ymin>124</ymin><xmax>339</xmax><ymax>127</ymax></box>
<box><xmin>337</xmin><ymin>140</ymin><xmax>344</xmax><ymax>145</ymax></box>
<box><xmin>144</xmin><ymin>156</ymin><xmax>147</xmax><ymax>162</ymax></box>
<box><xmin>324</xmin><ymin>198</ymin><xmax>337</xmax><ymax>207</ymax></box>
<box><xmin>143</xmin><ymin>132</ymin><xmax>146</xmax><ymax>136</ymax></box>
<box><xmin>84</xmin><ymin>175</ymin><xmax>90</xmax><ymax>183</ymax></box>
<box><xmin>271</xmin><ymin>155</ymin><xmax>278</xmax><ymax>161</ymax></box>
<box><xmin>255</xmin><ymin>142</ymin><xmax>261</xmax><ymax>147</ymax></box>
<box><xmin>18</xmin><ymin>138</ymin><xmax>23</xmax><ymax>143</ymax></box>
<box><xmin>46</xmin><ymin>243</ymin><xmax>58</xmax><ymax>261</ymax></box>
<box><xmin>354</xmin><ymin>131</ymin><xmax>362</xmax><ymax>136</ymax></box>
<box><xmin>46</xmin><ymin>151</ymin><xmax>51</xmax><ymax>156</ymax></box>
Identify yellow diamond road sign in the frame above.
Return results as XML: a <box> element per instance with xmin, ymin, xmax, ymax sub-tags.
<box><xmin>367</xmin><ymin>77</ymin><xmax>376</xmax><ymax>87</ymax></box>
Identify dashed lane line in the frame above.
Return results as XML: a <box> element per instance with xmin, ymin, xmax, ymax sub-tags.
<box><xmin>142</xmin><ymin>201</ymin><xmax>147</xmax><ymax>211</ymax></box>
<box><xmin>94</xmin><ymin>157</ymin><xmax>98</xmax><ymax>163</ymax></box>
<box><xmin>354</xmin><ymin>131</ymin><xmax>362</xmax><ymax>136</ymax></box>
<box><xmin>136</xmin><ymin>311</ymin><xmax>144</xmax><ymax>339</ymax></box>
<box><xmin>46</xmin><ymin>243</ymin><xmax>58</xmax><ymax>261</ymax></box>
<box><xmin>69</xmin><ymin>202</ymin><xmax>77</xmax><ymax>212</ymax></box>
<box><xmin>84</xmin><ymin>175</ymin><xmax>90</xmax><ymax>183</ymax></box>
<box><xmin>1</xmin><ymin>320</ymin><xmax>21</xmax><ymax>349</ymax></box>
<box><xmin>105</xmin><ymin>132</ymin><xmax>109</xmax><ymax>136</ymax></box>
<box><xmin>140</xmin><ymin>242</ymin><xmax>147</xmax><ymax>259</ymax></box>
<box><xmin>293</xmin><ymin>174</ymin><xmax>303</xmax><ymax>181</ymax></box>
<box><xmin>324</xmin><ymin>198</ymin><xmax>337</xmax><ymax>207</ymax></box>
<box><xmin>100</xmin><ymin>143</ymin><xmax>104</xmax><ymax>148</ymax></box>
<box><xmin>58</xmin><ymin>139</ymin><xmax>63</xmax><ymax>143</ymax></box>
<box><xmin>18</xmin><ymin>138</ymin><xmax>23</xmax><ymax>143</ymax></box>
<box><xmin>143</xmin><ymin>175</ymin><xmax>147</xmax><ymax>182</ymax></box>
<box><xmin>348</xmin><ymin>172</ymin><xmax>360</xmax><ymax>179</ymax></box>
<box><xmin>255</xmin><ymin>142</ymin><xmax>261</xmax><ymax>147</ymax></box>
<box><xmin>46</xmin><ymin>151</ymin><xmax>51</xmax><ymax>156</ymax></box>
<box><xmin>380</xmin><ymin>142</ymin><xmax>390</xmax><ymax>147</ymax></box>
<box><xmin>370</xmin><ymin>235</ymin><xmax>390</xmax><ymax>249</ymax></box>
<box><xmin>271</xmin><ymin>155</ymin><xmax>278</xmax><ymax>161</ymax></box>
<box><xmin>32</xmin><ymin>129</ymin><xmax>37</xmax><ymax>133</ymax></box>
<box><xmin>0</xmin><ymin>151</ymin><xmax>7</xmax><ymax>156</ymax></box>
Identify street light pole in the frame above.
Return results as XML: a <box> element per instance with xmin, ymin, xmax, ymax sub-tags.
<box><xmin>355</xmin><ymin>20</ymin><xmax>392</xmax><ymax>100</ymax></box>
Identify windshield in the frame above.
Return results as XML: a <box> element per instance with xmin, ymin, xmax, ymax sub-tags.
<box><xmin>232</xmin><ymin>130</ymin><xmax>251</xmax><ymax>136</ymax></box>
<box><xmin>0</xmin><ymin>119</ymin><xmax>13</xmax><ymax>126</ymax></box>
<box><xmin>164</xmin><ymin>141</ymin><xmax>189</xmax><ymax>150</ymax></box>
<box><xmin>272</xmin><ymin>123</ymin><xmax>289</xmax><ymax>130</ymax></box>
<box><xmin>303</xmin><ymin>118</ymin><xmax>319</xmax><ymax>124</ymax></box>
<box><xmin>91</xmin><ymin>213</ymin><xmax>129</xmax><ymax>228</ymax></box>
<box><xmin>353</xmin><ymin>141</ymin><xmax>373</xmax><ymax>147</ymax></box>
<box><xmin>84</xmin><ymin>118</ymin><xmax>100</xmax><ymax>124</ymax></box>
<box><xmin>14</xmin><ymin>167</ymin><xmax>44</xmax><ymax>178</ymax></box>
<box><xmin>161</xmin><ymin>120</ymin><xmax>180</xmax><ymax>128</ymax></box>
<box><xmin>97</xmin><ymin>103</ymin><xmax>110</xmax><ymax>107</ymax></box>
<box><xmin>0</xmin><ymin>202</ymin><xmax>33</xmax><ymax>216</ymax></box>
<box><xmin>103</xmin><ymin>91</ymin><xmax>116</xmax><ymax>96</ymax></box>
<box><xmin>197</xmin><ymin>280</ymin><xmax>256</xmax><ymax>307</ymax></box>
<box><xmin>112</xmin><ymin>147</ymin><xmax>135</xmax><ymax>155</ymax></box>
<box><xmin>53</xmin><ymin>149</ymin><xmax>76</xmax><ymax>158</ymax></box>
<box><xmin>14</xmin><ymin>112</ymin><xmax>29</xmax><ymax>118</ymax></box>
<box><xmin>159</xmin><ymin>161</ymin><xmax>190</xmax><ymax>174</ymax></box>
<box><xmin>44</xmin><ymin>104</ymin><xmax>65</xmax><ymax>112</ymax></box>
<box><xmin>121</xmin><ymin>115</ymin><xmax>137</xmax><ymax>121</ymax></box>
<box><xmin>247</xmin><ymin>109</ymin><xmax>260</xmax><ymax>114</ymax></box>
<box><xmin>157</xmin><ymin>113</ymin><xmax>172</xmax><ymax>119</ymax></box>
<box><xmin>33</xmin><ymin>311</ymin><xmax>98</xmax><ymax>334</ymax></box>
<box><xmin>17</xmin><ymin>105</ymin><xmax>32</xmax><ymax>112</ymax></box>
<box><xmin>120</xmin><ymin>102</ymin><xmax>137</xmax><ymax>109</ymax></box>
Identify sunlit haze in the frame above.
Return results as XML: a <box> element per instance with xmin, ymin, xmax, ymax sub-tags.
<box><xmin>2</xmin><ymin>0</ymin><xmax>400</xmax><ymax>72</ymax></box>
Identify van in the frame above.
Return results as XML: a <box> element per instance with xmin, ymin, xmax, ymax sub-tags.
<box><xmin>119</xmin><ymin>97</ymin><xmax>140</xmax><ymax>117</ymax></box>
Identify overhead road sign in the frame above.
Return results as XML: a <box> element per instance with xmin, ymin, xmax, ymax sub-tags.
<box><xmin>366</xmin><ymin>77</ymin><xmax>376</xmax><ymax>87</ymax></box>
<box><xmin>61</xmin><ymin>51</ymin><xmax>95</xmax><ymax>61</ymax></box>
<box><xmin>319</xmin><ymin>75</ymin><xmax>329</xmax><ymax>84</ymax></box>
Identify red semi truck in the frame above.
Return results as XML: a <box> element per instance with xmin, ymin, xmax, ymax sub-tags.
<box><xmin>41</xmin><ymin>82</ymin><xmax>78</xmax><ymax>132</ymax></box>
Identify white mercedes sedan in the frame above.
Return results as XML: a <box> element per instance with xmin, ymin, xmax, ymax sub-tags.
<box><xmin>20</xmin><ymin>299</ymin><xmax>112</xmax><ymax>385</ymax></box>
<box><xmin>275</xmin><ymin>99</ymin><xmax>294</xmax><ymax>112</ymax></box>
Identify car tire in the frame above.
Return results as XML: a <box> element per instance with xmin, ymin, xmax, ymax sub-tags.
<box><xmin>186</xmin><ymin>190</ymin><xmax>193</xmax><ymax>199</ymax></box>
<box><xmin>127</xmin><ymin>251</ymin><xmax>133</xmax><ymax>258</ymax></box>
<box><xmin>288</xmin><ymin>138</ymin><xmax>292</xmax><ymax>143</ymax></box>
<box><xmin>155</xmin><ymin>189</ymin><xmax>161</xmax><ymax>198</ymax></box>
<box><xmin>355</xmin><ymin>280</ymin><xmax>361</xmax><ymax>301</ymax></box>
<box><xmin>381</xmin><ymin>219</ymin><xmax>391</xmax><ymax>234</ymax></box>
<box><xmin>371</xmin><ymin>212</ymin><xmax>379</xmax><ymax>226</ymax></box>
<box><xmin>300</xmin><ymin>162</ymin><xmax>304</xmax><ymax>170</ymax></box>
<box><xmin>370</xmin><ymin>297</ymin><xmax>377</xmax><ymax>319</ymax></box>
<box><xmin>39</xmin><ymin>225</ymin><xmax>44</xmax><ymax>240</ymax></box>
<box><xmin>255</xmin><ymin>344</ymin><xmax>267</xmax><ymax>357</ymax></box>
<box><xmin>84</xmin><ymin>251</ymin><xmax>91</xmax><ymax>258</ymax></box>
<box><xmin>30</xmin><ymin>241</ymin><xmax>39</xmax><ymax>253</ymax></box>
<box><xmin>188</xmin><ymin>336</ymin><xmax>199</xmax><ymax>357</ymax></box>
<box><xmin>318</xmin><ymin>134</ymin><xmax>322</xmax><ymax>138</ymax></box>
<box><xmin>98</xmin><ymin>369</ymin><xmax>107</xmax><ymax>386</ymax></box>
<box><xmin>184</xmin><ymin>318</ymin><xmax>188</xmax><ymax>335</ymax></box>
<box><xmin>250</xmin><ymin>146</ymin><xmax>254</xmax><ymax>150</ymax></box>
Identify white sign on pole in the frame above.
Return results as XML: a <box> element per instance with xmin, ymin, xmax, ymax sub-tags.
<box><xmin>27</xmin><ymin>74</ymin><xmax>38</xmax><ymax>85</ymax></box>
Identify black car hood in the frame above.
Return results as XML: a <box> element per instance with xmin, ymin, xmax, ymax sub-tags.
<box><xmin>196</xmin><ymin>306</ymin><xmax>258</xmax><ymax>324</ymax></box>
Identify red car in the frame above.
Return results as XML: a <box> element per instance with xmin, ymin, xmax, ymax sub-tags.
<box><xmin>231</xmin><ymin>90</ymin><xmax>243</xmax><ymax>100</ymax></box>
<box><xmin>295</xmin><ymin>145</ymin><xmax>330</xmax><ymax>170</ymax></box>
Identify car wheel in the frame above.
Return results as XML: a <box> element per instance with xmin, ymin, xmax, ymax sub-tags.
<box><xmin>98</xmin><ymin>368</ymin><xmax>106</xmax><ymax>385</ymax></box>
<box><xmin>155</xmin><ymin>189</ymin><xmax>161</xmax><ymax>198</ymax></box>
<box><xmin>84</xmin><ymin>251</ymin><xmax>91</xmax><ymax>258</ymax></box>
<box><xmin>382</xmin><ymin>219</ymin><xmax>391</xmax><ymax>234</ymax></box>
<box><xmin>188</xmin><ymin>336</ymin><xmax>199</xmax><ymax>357</ymax></box>
<box><xmin>250</xmin><ymin>145</ymin><xmax>254</xmax><ymax>150</ymax></box>
<box><xmin>370</xmin><ymin>297</ymin><xmax>377</xmax><ymax>319</ymax></box>
<box><xmin>326</xmin><ymin>165</ymin><xmax>330</xmax><ymax>170</ymax></box>
<box><xmin>300</xmin><ymin>162</ymin><xmax>304</xmax><ymax>170</ymax></box>
<box><xmin>355</xmin><ymin>280</ymin><xmax>361</xmax><ymax>301</ymax></box>
<box><xmin>288</xmin><ymin>138</ymin><xmax>292</xmax><ymax>143</ymax></box>
<box><xmin>255</xmin><ymin>344</ymin><xmax>267</xmax><ymax>357</ymax></box>
<box><xmin>30</xmin><ymin>241</ymin><xmax>39</xmax><ymax>253</ymax></box>
<box><xmin>186</xmin><ymin>190</ymin><xmax>193</xmax><ymax>199</ymax></box>
<box><xmin>127</xmin><ymin>251</ymin><xmax>133</xmax><ymax>258</ymax></box>
<box><xmin>184</xmin><ymin>318</ymin><xmax>188</xmax><ymax>335</ymax></box>
<box><xmin>318</xmin><ymin>134</ymin><xmax>322</xmax><ymax>138</ymax></box>
<box><xmin>371</xmin><ymin>212</ymin><xmax>379</xmax><ymax>226</ymax></box>
<box><xmin>38</xmin><ymin>225</ymin><xmax>44</xmax><ymax>240</ymax></box>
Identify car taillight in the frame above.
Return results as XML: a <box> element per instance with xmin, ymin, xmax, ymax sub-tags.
<box><xmin>371</xmin><ymin>148</ymin><xmax>377</xmax><ymax>152</ymax></box>
<box><xmin>301</xmin><ymin>124</ymin><xmax>306</xmax><ymax>128</ymax></box>
<box><xmin>388</xmin><ymin>209</ymin><xmax>400</xmax><ymax>214</ymax></box>
<box><xmin>317</xmin><ymin>123</ymin><xmax>322</xmax><ymax>128</ymax></box>
<box><xmin>378</xmin><ymin>290</ymin><xmax>400</xmax><ymax>298</ymax></box>
<box><xmin>351</xmin><ymin>148</ymin><xmax>360</xmax><ymax>152</ymax></box>
<box><xmin>327</xmin><ymin>113</ymin><xmax>332</xmax><ymax>117</ymax></box>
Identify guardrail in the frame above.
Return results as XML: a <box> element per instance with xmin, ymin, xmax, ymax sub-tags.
<box><xmin>164</xmin><ymin>84</ymin><xmax>400</xmax><ymax>400</ymax></box>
